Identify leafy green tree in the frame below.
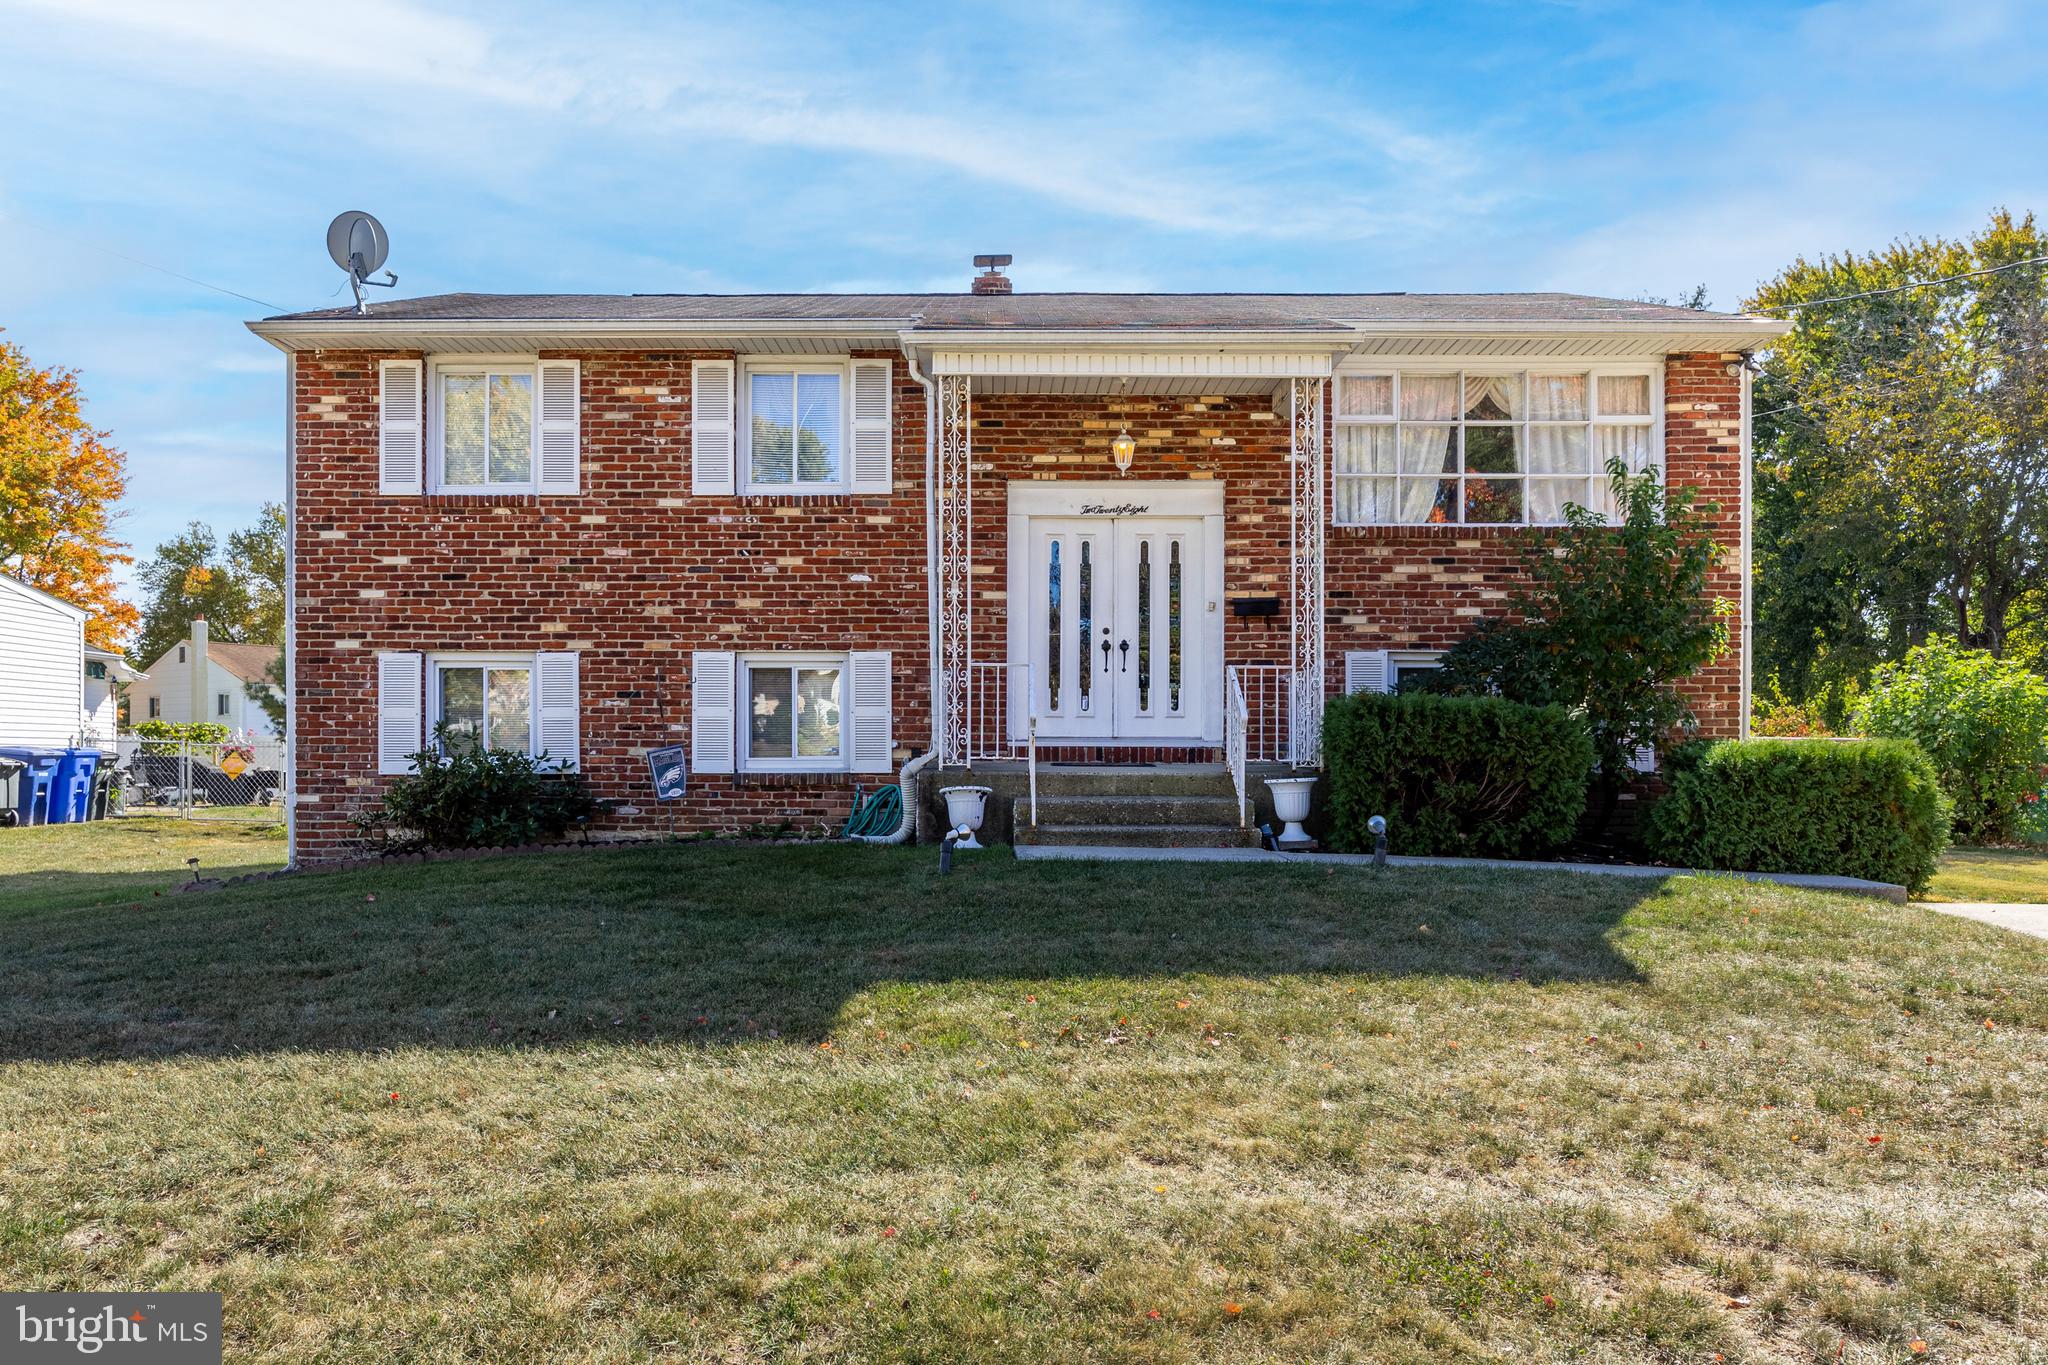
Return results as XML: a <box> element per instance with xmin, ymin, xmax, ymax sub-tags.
<box><xmin>1852</xmin><ymin>636</ymin><xmax>2048</xmax><ymax>843</ymax></box>
<box><xmin>1749</xmin><ymin>210</ymin><xmax>2048</xmax><ymax>703</ymax></box>
<box><xmin>1424</xmin><ymin>457</ymin><xmax>1732</xmax><ymax>793</ymax></box>
<box><xmin>245</xmin><ymin>651</ymin><xmax>286</xmax><ymax>735</ymax></box>
<box><xmin>128</xmin><ymin>503</ymin><xmax>284</xmax><ymax>669</ymax></box>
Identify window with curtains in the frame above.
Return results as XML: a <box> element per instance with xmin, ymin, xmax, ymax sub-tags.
<box><xmin>1331</xmin><ymin>370</ymin><xmax>1657</xmax><ymax>526</ymax></box>
<box><xmin>744</xmin><ymin>365</ymin><xmax>844</xmax><ymax>492</ymax></box>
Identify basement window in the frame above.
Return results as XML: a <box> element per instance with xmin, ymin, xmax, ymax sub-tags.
<box><xmin>740</xmin><ymin>655</ymin><xmax>845</xmax><ymax>771</ymax></box>
<box><xmin>430</xmin><ymin>657</ymin><xmax>534</xmax><ymax>757</ymax></box>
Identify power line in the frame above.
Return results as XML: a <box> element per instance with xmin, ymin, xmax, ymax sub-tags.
<box><xmin>0</xmin><ymin>208</ymin><xmax>291</xmax><ymax>314</ymax></box>
<box><xmin>1753</xmin><ymin>253</ymin><xmax>2048</xmax><ymax>315</ymax></box>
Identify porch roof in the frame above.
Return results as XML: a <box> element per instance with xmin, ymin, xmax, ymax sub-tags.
<box><xmin>246</xmin><ymin>291</ymin><xmax>1791</xmax><ymax>358</ymax></box>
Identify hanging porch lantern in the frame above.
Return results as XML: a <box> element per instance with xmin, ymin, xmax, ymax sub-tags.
<box><xmin>1109</xmin><ymin>376</ymin><xmax>1136</xmax><ymax>475</ymax></box>
<box><xmin>1110</xmin><ymin>426</ymin><xmax>1137</xmax><ymax>476</ymax></box>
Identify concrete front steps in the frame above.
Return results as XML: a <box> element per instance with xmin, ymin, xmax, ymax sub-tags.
<box><xmin>1003</xmin><ymin>764</ymin><xmax>1261</xmax><ymax>850</ymax></box>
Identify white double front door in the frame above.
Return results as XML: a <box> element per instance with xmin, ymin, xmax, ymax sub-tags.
<box><xmin>1007</xmin><ymin>482</ymin><xmax>1225</xmax><ymax>745</ymax></box>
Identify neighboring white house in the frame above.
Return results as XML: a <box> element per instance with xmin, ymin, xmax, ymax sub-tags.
<box><xmin>82</xmin><ymin>645</ymin><xmax>143</xmax><ymax>745</ymax></box>
<box><xmin>0</xmin><ymin>575</ymin><xmax>140</xmax><ymax>749</ymax></box>
<box><xmin>127</xmin><ymin>619</ymin><xmax>282</xmax><ymax>738</ymax></box>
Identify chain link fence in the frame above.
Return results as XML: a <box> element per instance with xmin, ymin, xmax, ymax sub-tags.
<box><xmin>107</xmin><ymin>736</ymin><xmax>286</xmax><ymax>823</ymax></box>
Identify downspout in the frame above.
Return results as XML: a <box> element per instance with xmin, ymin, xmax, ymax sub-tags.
<box><xmin>1739</xmin><ymin>358</ymin><xmax>1753</xmax><ymax>742</ymax></box>
<box><xmin>283</xmin><ymin>350</ymin><xmax>298</xmax><ymax>865</ymax></box>
<box><xmin>849</xmin><ymin>339</ymin><xmax>940</xmax><ymax>845</ymax></box>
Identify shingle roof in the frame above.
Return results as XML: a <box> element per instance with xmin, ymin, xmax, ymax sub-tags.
<box><xmin>262</xmin><ymin>291</ymin><xmax>1760</xmax><ymax>330</ymax></box>
<box><xmin>207</xmin><ymin>642</ymin><xmax>281</xmax><ymax>683</ymax></box>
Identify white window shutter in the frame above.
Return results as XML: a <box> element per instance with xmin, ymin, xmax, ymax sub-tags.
<box><xmin>691</xmin><ymin>651</ymin><xmax>736</xmax><ymax>774</ymax></box>
<box><xmin>376</xmin><ymin>651</ymin><xmax>423</xmax><ymax>775</ymax></box>
<box><xmin>849</xmin><ymin>360</ymin><xmax>892</xmax><ymax>493</ymax></box>
<box><xmin>691</xmin><ymin>360</ymin><xmax>735</xmax><ymax>494</ymax></box>
<box><xmin>1344</xmin><ymin>650</ymin><xmax>1390</xmax><ymax>695</ymax></box>
<box><xmin>535</xmin><ymin>651</ymin><xmax>580</xmax><ymax>770</ymax></box>
<box><xmin>849</xmin><ymin>650</ymin><xmax>893</xmax><ymax>772</ymax></box>
<box><xmin>379</xmin><ymin>360</ymin><xmax>423</xmax><ymax>494</ymax></box>
<box><xmin>537</xmin><ymin>360</ymin><xmax>580</xmax><ymax>493</ymax></box>
<box><xmin>1629</xmin><ymin>744</ymin><xmax>1657</xmax><ymax>773</ymax></box>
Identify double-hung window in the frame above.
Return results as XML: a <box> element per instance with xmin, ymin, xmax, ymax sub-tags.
<box><xmin>740</xmin><ymin>655</ymin><xmax>845</xmax><ymax>770</ymax></box>
<box><xmin>1332</xmin><ymin>369</ymin><xmax>1658</xmax><ymax>526</ymax></box>
<box><xmin>434</xmin><ymin>363</ymin><xmax>536</xmax><ymax>492</ymax></box>
<box><xmin>744</xmin><ymin>365</ymin><xmax>844</xmax><ymax>492</ymax></box>
<box><xmin>432</xmin><ymin>657</ymin><xmax>534</xmax><ymax>757</ymax></box>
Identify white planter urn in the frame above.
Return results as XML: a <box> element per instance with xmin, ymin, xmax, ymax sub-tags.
<box><xmin>939</xmin><ymin>784</ymin><xmax>993</xmax><ymax>849</ymax></box>
<box><xmin>1264</xmin><ymin>776</ymin><xmax>1318</xmax><ymax>851</ymax></box>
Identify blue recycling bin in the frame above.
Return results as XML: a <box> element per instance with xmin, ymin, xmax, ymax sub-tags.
<box><xmin>0</xmin><ymin>747</ymin><xmax>66</xmax><ymax>826</ymax></box>
<box><xmin>51</xmin><ymin>748</ymin><xmax>105</xmax><ymax>823</ymax></box>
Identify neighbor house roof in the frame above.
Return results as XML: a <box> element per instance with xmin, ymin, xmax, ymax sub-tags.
<box><xmin>205</xmin><ymin>642</ymin><xmax>281</xmax><ymax>683</ymax></box>
<box><xmin>247</xmin><ymin>290</ymin><xmax>1792</xmax><ymax>355</ymax></box>
<box><xmin>0</xmin><ymin>573</ymin><xmax>88</xmax><ymax>621</ymax></box>
<box><xmin>142</xmin><ymin>639</ymin><xmax>280</xmax><ymax>684</ymax></box>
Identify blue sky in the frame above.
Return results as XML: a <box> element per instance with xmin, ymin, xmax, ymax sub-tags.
<box><xmin>2</xmin><ymin>0</ymin><xmax>2043</xmax><ymax>606</ymax></box>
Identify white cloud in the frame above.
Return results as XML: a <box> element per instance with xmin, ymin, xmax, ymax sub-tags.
<box><xmin>10</xmin><ymin>0</ymin><xmax>1482</xmax><ymax>242</ymax></box>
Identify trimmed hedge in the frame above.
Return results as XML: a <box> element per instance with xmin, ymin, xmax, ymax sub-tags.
<box><xmin>1323</xmin><ymin>691</ymin><xmax>1593</xmax><ymax>858</ymax></box>
<box><xmin>1644</xmin><ymin>739</ymin><xmax>1951</xmax><ymax>894</ymax></box>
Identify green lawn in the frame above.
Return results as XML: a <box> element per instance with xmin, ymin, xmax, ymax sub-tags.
<box><xmin>1925</xmin><ymin>846</ymin><xmax>2048</xmax><ymax>903</ymax></box>
<box><xmin>0</xmin><ymin>815</ymin><xmax>286</xmax><ymax>915</ymax></box>
<box><xmin>1</xmin><ymin>843</ymin><xmax>2044</xmax><ymax>1361</ymax></box>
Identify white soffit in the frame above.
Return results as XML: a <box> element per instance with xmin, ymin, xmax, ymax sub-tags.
<box><xmin>929</xmin><ymin>349</ymin><xmax>1336</xmax><ymax>379</ymax></box>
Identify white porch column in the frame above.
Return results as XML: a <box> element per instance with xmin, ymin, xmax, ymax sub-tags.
<box><xmin>938</xmin><ymin>374</ymin><xmax>972</xmax><ymax>765</ymax></box>
<box><xmin>1288</xmin><ymin>377</ymin><xmax>1326</xmax><ymax>767</ymax></box>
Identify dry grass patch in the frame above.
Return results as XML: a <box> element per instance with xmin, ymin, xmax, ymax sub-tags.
<box><xmin>0</xmin><ymin>844</ymin><xmax>2043</xmax><ymax>1361</ymax></box>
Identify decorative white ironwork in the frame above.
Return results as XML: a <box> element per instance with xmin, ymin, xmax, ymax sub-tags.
<box><xmin>1288</xmin><ymin>377</ymin><xmax>1326</xmax><ymax>767</ymax></box>
<box><xmin>1226</xmin><ymin>665</ymin><xmax>1249</xmax><ymax>827</ymax></box>
<box><xmin>938</xmin><ymin>375</ymin><xmax>972</xmax><ymax>764</ymax></box>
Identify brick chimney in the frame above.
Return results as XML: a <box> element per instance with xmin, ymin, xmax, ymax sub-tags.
<box><xmin>971</xmin><ymin>253</ymin><xmax>1013</xmax><ymax>295</ymax></box>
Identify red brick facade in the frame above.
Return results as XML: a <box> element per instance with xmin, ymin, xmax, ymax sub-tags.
<box><xmin>288</xmin><ymin>349</ymin><xmax>1745</xmax><ymax>862</ymax></box>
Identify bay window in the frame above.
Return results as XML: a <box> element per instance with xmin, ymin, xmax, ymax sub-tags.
<box><xmin>1332</xmin><ymin>368</ymin><xmax>1658</xmax><ymax>526</ymax></box>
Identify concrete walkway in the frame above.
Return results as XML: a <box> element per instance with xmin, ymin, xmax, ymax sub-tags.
<box><xmin>1012</xmin><ymin>843</ymin><xmax>1906</xmax><ymax>902</ymax></box>
<box><xmin>1915</xmin><ymin>900</ymin><xmax>2048</xmax><ymax>940</ymax></box>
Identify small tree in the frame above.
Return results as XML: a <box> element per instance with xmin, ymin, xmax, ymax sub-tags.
<box><xmin>245</xmin><ymin>651</ymin><xmax>286</xmax><ymax>735</ymax></box>
<box><xmin>1426</xmin><ymin>457</ymin><xmax>1732</xmax><ymax>791</ymax></box>
<box><xmin>1852</xmin><ymin>636</ymin><xmax>2048</xmax><ymax>843</ymax></box>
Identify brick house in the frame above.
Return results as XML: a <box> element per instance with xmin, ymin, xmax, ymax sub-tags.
<box><xmin>248</xmin><ymin>263</ymin><xmax>1789</xmax><ymax>863</ymax></box>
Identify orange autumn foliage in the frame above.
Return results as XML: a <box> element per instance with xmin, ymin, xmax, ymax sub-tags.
<box><xmin>0</xmin><ymin>336</ymin><xmax>136</xmax><ymax>648</ymax></box>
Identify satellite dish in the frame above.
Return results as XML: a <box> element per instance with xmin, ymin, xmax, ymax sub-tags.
<box><xmin>325</xmin><ymin>211</ymin><xmax>397</xmax><ymax>313</ymax></box>
<box><xmin>327</xmin><ymin>212</ymin><xmax>389</xmax><ymax>276</ymax></box>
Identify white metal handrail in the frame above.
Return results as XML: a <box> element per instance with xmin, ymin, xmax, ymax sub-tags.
<box><xmin>1226</xmin><ymin>665</ymin><xmax>1250</xmax><ymax>827</ymax></box>
<box><xmin>1232</xmin><ymin>663</ymin><xmax>1292</xmax><ymax>766</ymax></box>
<box><xmin>968</xmin><ymin>661</ymin><xmax>1038</xmax><ymax>828</ymax></box>
<box><xmin>967</xmin><ymin>661</ymin><xmax>1030</xmax><ymax>762</ymax></box>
